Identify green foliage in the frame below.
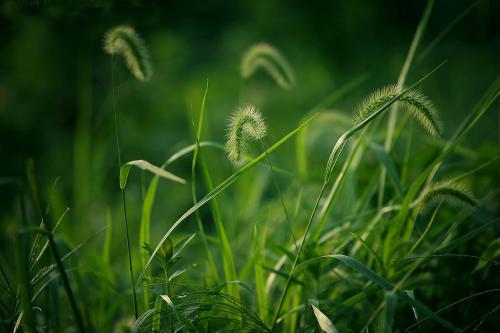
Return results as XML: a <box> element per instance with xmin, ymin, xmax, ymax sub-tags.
<box><xmin>2</xmin><ymin>3</ymin><xmax>500</xmax><ymax>333</ymax></box>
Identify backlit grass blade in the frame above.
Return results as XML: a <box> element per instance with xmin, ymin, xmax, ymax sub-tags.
<box><xmin>137</xmin><ymin>113</ymin><xmax>319</xmax><ymax>284</ymax></box>
<box><xmin>120</xmin><ymin>160</ymin><xmax>186</xmax><ymax>189</ymax></box>
<box><xmin>311</xmin><ymin>304</ymin><xmax>339</xmax><ymax>333</ymax></box>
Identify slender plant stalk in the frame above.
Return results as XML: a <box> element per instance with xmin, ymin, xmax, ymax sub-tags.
<box><xmin>111</xmin><ymin>55</ymin><xmax>139</xmax><ymax>318</ymax></box>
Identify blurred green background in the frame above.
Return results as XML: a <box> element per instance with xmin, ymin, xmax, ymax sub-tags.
<box><xmin>0</xmin><ymin>0</ymin><xmax>499</xmax><ymax>325</ymax></box>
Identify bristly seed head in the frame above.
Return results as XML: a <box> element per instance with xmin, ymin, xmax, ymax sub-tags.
<box><xmin>225</xmin><ymin>105</ymin><xmax>267</xmax><ymax>166</ymax></box>
<box><xmin>241</xmin><ymin>42</ymin><xmax>295</xmax><ymax>89</ymax></box>
<box><xmin>104</xmin><ymin>25</ymin><xmax>153</xmax><ymax>81</ymax></box>
<box><xmin>354</xmin><ymin>85</ymin><xmax>441</xmax><ymax>136</ymax></box>
<box><xmin>415</xmin><ymin>180</ymin><xmax>477</xmax><ymax>211</ymax></box>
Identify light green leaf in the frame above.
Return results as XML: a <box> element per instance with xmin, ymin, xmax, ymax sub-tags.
<box><xmin>120</xmin><ymin>160</ymin><xmax>186</xmax><ymax>189</ymax></box>
<box><xmin>311</xmin><ymin>304</ymin><xmax>339</xmax><ymax>333</ymax></box>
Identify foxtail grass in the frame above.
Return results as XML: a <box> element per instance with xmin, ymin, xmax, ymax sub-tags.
<box><xmin>104</xmin><ymin>24</ymin><xmax>155</xmax><ymax>319</ymax></box>
<box><xmin>270</xmin><ymin>62</ymin><xmax>445</xmax><ymax>330</ymax></box>
<box><xmin>241</xmin><ymin>42</ymin><xmax>295</xmax><ymax>89</ymax></box>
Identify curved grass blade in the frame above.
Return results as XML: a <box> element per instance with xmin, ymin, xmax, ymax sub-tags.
<box><xmin>120</xmin><ymin>160</ymin><xmax>186</xmax><ymax>189</ymax></box>
<box><xmin>311</xmin><ymin>304</ymin><xmax>339</xmax><ymax>333</ymax></box>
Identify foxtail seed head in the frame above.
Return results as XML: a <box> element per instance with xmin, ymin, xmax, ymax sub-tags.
<box><xmin>225</xmin><ymin>105</ymin><xmax>267</xmax><ymax>166</ymax></box>
<box><xmin>241</xmin><ymin>42</ymin><xmax>295</xmax><ymax>89</ymax></box>
<box><xmin>354</xmin><ymin>85</ymin><xmax>441</xmax><ymax>136</ymax></box>
<box><xmin>416</xmin><ymin>180</ymin><xmax>477</xmax><ymax>211</ymax></box>
<box><xmin>104</xmin><ymin>25</ymin><xmax>153</xmax><ymax>81</ymax></box>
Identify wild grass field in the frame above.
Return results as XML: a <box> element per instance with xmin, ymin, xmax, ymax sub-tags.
<box><xmin>1</xmin><ymin>0</ymin><xmax>499</xmax><ymax>332</ymax></box>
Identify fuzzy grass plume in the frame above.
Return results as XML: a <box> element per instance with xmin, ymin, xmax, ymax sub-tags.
<box><xmin>415</xmin><ymin>180</ymin><xmax>477</xmax><ymax>210</ymax></box>
<box><xmin>354</xmin><ymin>85</ymin><xmax>441</xmax><ymax>136</ymax></box>
<box><xmin>225</xmin><ymin>105</ymin><xmax>267</xmax><ymax>165</ymax></box>
<box><xmin>104</xmin><ymin>25</ymin><xmax>153</xmax><ymax>81</ymax></box>
<box><xmin>241</xmin><ymin>42</ymin><xmax>295</xmax><ymax>89</ymax></box>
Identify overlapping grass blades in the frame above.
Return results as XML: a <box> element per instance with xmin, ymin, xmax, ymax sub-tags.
<box><xmin>295</xmin><ymin>254</ymin><xmax>457</xmax><ymax>331</ymax></box>
<box><xmin>193</xmin><ymin>82</ymin><xmax>239</xmax><ymax>300</ymax></box>
<box><xmin>104</xmin><ymin>25</ymin><xmax>153</xmax><ymax>81</ymax></box>
<box><xmin>241</xmin><ymin>42</ymin><xmax>295</xmax><ymax>89</ymax></box>
<box><xmin>271</xmin><ymin>63</ymin><xmax>445</xmax><ymax>330</ymax></box>
<box><xmin>131</xmin><ymin>284</ymin><xmax>270</xmax><ymax>332</ymax></box>
<box><xmin>137</xmin><ymin>113</ymin><xmax>319</xmax><ymax>283</ymax></box>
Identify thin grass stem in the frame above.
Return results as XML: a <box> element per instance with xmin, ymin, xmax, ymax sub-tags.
<box><xmin>111</xmin><ymin>55</ymin><xmax>139</xmax><ymax>319</ymax></box>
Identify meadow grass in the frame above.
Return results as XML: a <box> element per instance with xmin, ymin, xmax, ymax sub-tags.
<box><xmin>2</xmin><ymin>2</ymin><xmax>500</xmax><ymax>332</ymax></box>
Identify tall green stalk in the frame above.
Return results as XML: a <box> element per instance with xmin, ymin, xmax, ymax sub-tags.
<box><xmin>111</xmin><ymin>55</ymin><xmax>139</xmax><ymax>318</ymax></box>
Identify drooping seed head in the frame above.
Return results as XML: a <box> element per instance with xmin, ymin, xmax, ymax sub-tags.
<box><xmin>354</xmin><ymin>85</ymin><xmax>441</xmax><ymax>136</ymax></box>
<box><xmin>241</xmin><ymin>42</ymin><xmax>295</xmax><ymax>89</ymax></box>
<box><xmin>104</xmin><ymin>25</ymin><xmax>153</xmax><ymax>81</ymax></box>
<box><xmin>225</xmin><ymin>105</ymin><xmax>267</xmax><ymax>166</ymax></box>
<box><xmin>415</xmin><ymin>180</ymin><xmax>477</xmax><ymax>211</ymax></box>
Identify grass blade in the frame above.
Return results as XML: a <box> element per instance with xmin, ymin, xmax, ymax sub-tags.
<box><xmin>120</xmin><ymin>160</ymin><xmax>186</xmax><ymax>189</ymax></box>
<box><xmin>311</xmin><ymin>304</ymin><xmax>338</xmax><ymax>333</ymax></box>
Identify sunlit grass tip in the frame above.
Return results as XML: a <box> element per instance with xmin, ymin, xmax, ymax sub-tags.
<box><xmin>241</xmin><ymin>42</ymin><xmax>295</xmax><ymax>89</ymax></box>
<box><xmin>354</xmin><ymin>85</ymin><xmax>441</xmax><ymax>136</ymax></box>
<box><xmin>225</xmin><ymin>104</ymin><xmax>267</xmax><ymax>165</ymax></box>
<box><xmin>416</xmin><ymin>180</ymin><xmax>477</xmax><ymax>210</ymax></box>
<box><xmin>104</xmin><ymin>25</ymin><xmax>153</xmax><ymax>81</ymax></box>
